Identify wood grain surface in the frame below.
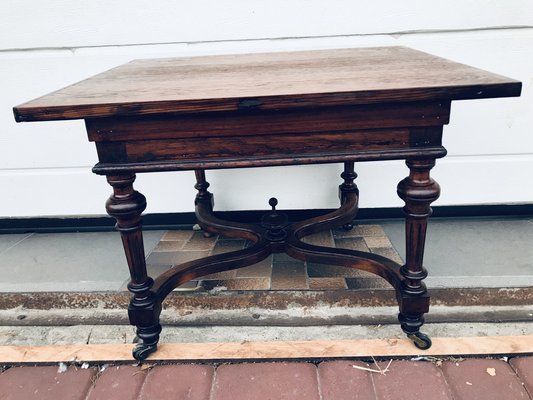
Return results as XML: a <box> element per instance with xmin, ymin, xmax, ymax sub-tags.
<box><xmin>0</xmin><ymin>336</ymin><xmax>531</xmax><ymax>363</ymax></box>
<box><xmin>14</xmin><ymin>47</ymin><xmax>520</xmax><ymax>121</ymax></box>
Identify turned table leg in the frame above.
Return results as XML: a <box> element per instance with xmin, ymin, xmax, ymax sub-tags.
<box><xmin>105</xmin><ymin>174</ymin><xmax>162</xmax><ymax>361</ymax></box>
<box><xmin>339</xmin><ymin>161</ymin><xmax>359</xmax><ymax>231</ymax></box>
<box><xmin>194</xmin><ymin>169</ymin><xmax>215</xmax><ymax>238</ymax></box>
<box><xmin>396</xmin><ymin>159</ymin><xmax>440</xmax><ymax>349</ymax></box>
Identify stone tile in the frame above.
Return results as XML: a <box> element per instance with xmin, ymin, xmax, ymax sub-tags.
<box><xmin>146</xmin><ymin>250</ymin><xmax>210</xmax><ymax>266</ymax></box>
<box><xmin>162</xmin><ymin>230</ymin><xmax>194</xmax><ymax>241</ymax></box>
<box><xmin>510</xmin><ymin>357</ymin><xmax>533</xmax><ymax>396</ymax></box>
<box><xmin>182</xmin><ymin>232</ymin><xmax>218</xmax><ymax>251</ymax></box>
<box><xmin>46</xmin><ymin>326</ymin><xmax>94</xmax><ymax>345</ymax></box>
<box><xmin>0</xmin><ymin>366</ymin><xmax>96</xmax><ymax>400</ymax></box>
<box><xmin>0</xmin><ymin>233</ymin><xmax>32</xmax><ymax>254</ymax></box>
<box><xmin>212</xmin><ymin>362</ymin><xmax>320</xmax><ymax>400</ymax></box>
<box><xmin>87</xmin><ymin>326</ymin><xmax>136</xmax><ymax>344</ymax></box>
<box><xmin>201</xmin><ymin>269</ymin><xmax>237</xmax><ymax>279</ymax></box>
<box><xmin>271</xmin><ymin>262</ymin><xmax>308</xmax><ymax>289</ymax></box>
<box><xmin>87</xmin><ymin>365</ymin><xmax>146</xmax><ymax>400</ymax></box>
<box><xmin>307</xmin><ymin>263</ymin><xmax>371</xmax><ymax>278</ymax></box>
<box><xmin>333</xmin><ymin>224</ymin><xmax>386</xmax><ymax>238</ymax></box>
<box><xmin>146</xmin><ymin>263</ymin><xmax>172</xmax><ymax>279</ymax></box>
<box><xmin>153</xmin><ymin>240</ymin><xmax>187</xmax><ymax>252</ymax></box>
<box><xmin>308</xmin><ymin>277</ymin><xmax>347</xmax><ymax>290</ymax></box>
<box><xmin>145</xmin><ymin>264</ymin><xmax>201</xmax><ymax>288</ymax></box>
<box><xmin>200</xmin><ymin>278</ymin><xmax>270</xmax><ymax>290</ymax></box>
<box><xmin>381</xmin><ymin>219</ymin><xmax>533</xmax><ymax>279</ymax></box>
<box><xmin>301</xmin><ymin>230</ymin><xmax>335</xmax><ymax>247</ymax></box>
<box><xmin>273</xmin><ymin>252</ymin><xmax>297</xmax><ymax>263</ymax></box>
<box><xmin>441</xmin><ymin>359</ymin><xmax>529</xmax><ymax>400</ymax></box>
<box><xmin>364</xmin><ymin>236</ymin><xmax>394</xmax><ymax>249</ymax></box>
<box><xmin>175</xmin><ymin>280</ymin><xmax>200</xmax><ymax>290</ymax></box>
<box><xmin>0</xmin><ymin>231</ymin><xmax>163</xmax><ymax>288</ymax></box>
<box><xmin>334</xmin><ymin>237</ymin><xmax>369</xmax><ymax>252</ymax></box>
<box><xmin>373</xmin><ymin>360</ymin><xmax>452</xmax><ymax>400</ymax></box>
<box><xmin>139</xmin><ymin>364</ymin><xmax>214</xmax><ymax>400</ymax></box>
<box><xmin>236</xmin><ymin>255</ymin><xmax>273</xmax><ymax>278</ymax></box>
<box><xmin>345</xmin><ymin>276</ymin><xmax>391</xmax><ymax>289</ymax></box>
<box><xmin>370</xmin><ymin>247</ymin><xmax>404</xmax><ymax>264</ymax></box>
<box><xmin>318</xmin><ymin>360</ymin><xmax>376</xmax><ymax>399</ymax></box>
<box><xmin>2</xmin><ymin>326</ymin><xmax>91</xmax><ymax>345</ymax></box>
<box><xmin>211</xmin><ymin>239</ymin><xmax>246</xmax><ymax>255</ymax></box>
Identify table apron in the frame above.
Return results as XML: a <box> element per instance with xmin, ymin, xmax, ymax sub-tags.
<box><xmin>92</xmin><ymin>126</ymin><xmax>446</xmax><ymax>174</ymax></box>
<box><xmin>86</xmin><ymin>101</ymin><xmax>450</xmax><ymax>142</ymax></box>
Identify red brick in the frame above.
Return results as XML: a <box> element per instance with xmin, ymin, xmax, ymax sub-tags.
<box><xmin>86</xmin><ymin>365</ymin><xmax>146</xmax><ymax>400</ymax></box>
<box><xmin>212</xmin><ymin>362</ymin><xmax>320</xmax><ymax>400</ymax></box>
<box><xmin>139</xmin><ymin>364</ymin><xmax>214</xmax><ymax>399</ymax></box>
<box><xmin>0</xmin><ymin>365</ymin><xmax>96</xmax><ymax>400</ymax></box>
<box><xmin>318</xmin><ymin>360</ymin><xmax>376</xmax><ymax>399</ymax></box>
<box><xmin>372</xmin><ymin>360</ymin><xmax>452</xmax><ymax>400</ymax></box>
<box><xmin>510</xmin><ymin>357</ymin><xmax>533</xmax><ymax>396</ymax></box>
<box><xmin>441</xmin><ymin>359</ymin><xmax>529</xmax><ymax>400</ymax></box>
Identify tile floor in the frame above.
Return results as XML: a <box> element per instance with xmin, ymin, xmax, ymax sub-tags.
<box><xmin>148</xmin><ymin>225</ymin><xmax>398</xmax><ymax>292</ymax></box>
<box><xmin>0</xmin><ymin>217</ymin><xmax>532</xmax><ymax>293</ymax></box>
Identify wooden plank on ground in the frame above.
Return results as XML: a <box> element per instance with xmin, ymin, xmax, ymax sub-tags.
<box><xmin>0</xmin><ymin>336</ymin><xmax>532</xmax><ymax>363</ymax></box>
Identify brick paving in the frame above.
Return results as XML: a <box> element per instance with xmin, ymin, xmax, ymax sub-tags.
<box><xmin>0</xmin><ymin>357</ymin><xmax>532</xmax><ymax>399</ymax></box>
<box><xmin>144</xmin><ymin>225</ymin><xmax>397</xmax><ymax>292</ymax></box>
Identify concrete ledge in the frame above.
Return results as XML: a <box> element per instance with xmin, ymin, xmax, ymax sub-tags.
<box><xmin>0</xmin><ymin>287</ymin><xmax>531</xmax><ymax>311</ymax></box>
<box><xmin>1</xmin><ymin>288</ymin><xmax>531</xmax><ymax>327</ymax></box>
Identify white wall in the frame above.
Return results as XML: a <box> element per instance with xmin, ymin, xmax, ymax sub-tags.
<box><xmin>1</xmin><ymin>1</ymin><xmax>532</xmax><ymax>217</ymax></box>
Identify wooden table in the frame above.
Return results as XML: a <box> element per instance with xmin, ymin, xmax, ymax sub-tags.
<box><xmin>14</xmin><ymin>47</ymin><xmax>521</xmax><ymax>361</ymax></box>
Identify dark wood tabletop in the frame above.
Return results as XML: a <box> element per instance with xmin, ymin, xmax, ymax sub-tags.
<box><xmin>13</xmin><ymin>46</ymin><xmax>521</xmax><ymax>122</ymax></box>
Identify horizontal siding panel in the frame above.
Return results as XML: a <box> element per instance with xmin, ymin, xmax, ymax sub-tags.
<box><xmin>1</xmin><ymin>156</ymin><xmax>532</xmax><ymax>217</ymax></box>
<box><xmin>397</xmin><ymin>29</ymin><xmax>533</xmax><ymax>158</ymax></box>
<box><xmin>1</xmin><ymin>0</ymin><xmax>532</xmax><ymax>50</ymax></box>
<box><xmin>3</xmin><ymin>30</ymin><xmax>532</xmax><ymax>170</ymax></box>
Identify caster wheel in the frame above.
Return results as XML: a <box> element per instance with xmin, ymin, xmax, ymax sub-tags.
<box><xmin>202</xmin><ymin>231</ymin><xmax>215</xmax><ymax>238</ymax></box>
<box><xmin>342</xmin><ymin>222</ymin><xmax>353</xmax><ymax>231</ymax></box>
<box><xmin>407</xmin><ymin>332</ymin><xmax>432</xmax><ymax>350</ymax></box>
<box><xmin>132</xmin><ymin>343</ymin><xmax>158</xmax><ymax>361</ymax></box>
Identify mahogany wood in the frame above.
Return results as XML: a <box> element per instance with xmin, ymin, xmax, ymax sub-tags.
<box><xmin>105</xmin><ymin>175</ymin><xmax>162</xmax><ymax>360</ymax></box>
<box><xmin>14</xmin><ymin>47</ymin><xmax>520</xmax><ymax>121</ymax></box>
<box><xmin>13</xmin><ymin>46</ymin><xmax>522</xmax><ymax>360</ymax></box>
<box><xmin>84</xmin><ymin>101</ymin><xmax>450</xmax><ymax>142</ymax></box>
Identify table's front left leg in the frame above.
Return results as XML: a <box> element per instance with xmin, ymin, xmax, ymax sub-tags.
<box><xmin>106</xmin><ymin>174</ymin><xmax>161</xmax><ymax>361</ymax></box>
<box><xmin>397</xmin><ymin>159</ymin><xmax>440</xmax><ymax>349</ymax></box>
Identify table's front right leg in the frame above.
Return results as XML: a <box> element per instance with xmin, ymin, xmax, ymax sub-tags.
<box><xmin>397</xmin><ymin>159</ymin><xmax>440</xmax><ymax>349</ymax></box>
<box><xmin>105</xmin><ymin>174</ymin><xmax>161</xmax><ymax>361</ymax></box>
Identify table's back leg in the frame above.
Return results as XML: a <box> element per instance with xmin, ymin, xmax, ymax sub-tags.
<box><xmin>396</xmin><ymin>159</ymin><xmax>440</xmax><ymax>349</ymax></box>
<box><xmin>194</xmin><ymin>169</ymin><xmax>215</xmax><ymax>238</ymax></box>
<box><xmin>106</xmin><ymin>174</ymin><xmax>162</xmax><ymax>361</ymax></box>
<box><xmin>339</xmin><ymin>161</ymin><xmax>359</xmax><ymax>231</ymax></box>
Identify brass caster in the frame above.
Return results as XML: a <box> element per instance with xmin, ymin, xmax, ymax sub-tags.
<box><xmin>132</xmin><ymin>343</ymin><xmax>158</xmax><ymax>361</ymax></box>
<box><xmin>407</xmin><ymin>332</ymin><xmax>432</xmax><ymax>350</ymax></box>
